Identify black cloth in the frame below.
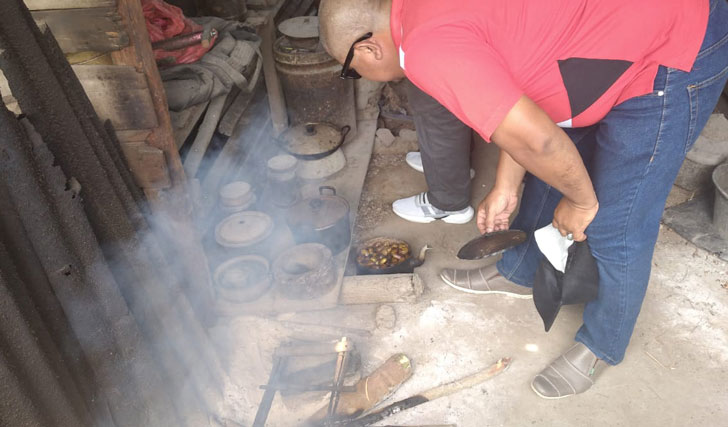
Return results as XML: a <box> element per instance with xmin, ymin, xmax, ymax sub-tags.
<box><xmin>405</xmin><ymin>81</ymin><xmax>473</xmax><ymax>211</ymax></box>
<box><xmin>533</xmin><ymin>240</ymin><xmax>599</xmax><ymax>332</ymax></box>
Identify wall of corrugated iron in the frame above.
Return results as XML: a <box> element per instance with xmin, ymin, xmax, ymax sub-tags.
<box><xmin>0</xmin><ymin>1</ymin><xmax>224</xmax><ymax>425</ymax></box>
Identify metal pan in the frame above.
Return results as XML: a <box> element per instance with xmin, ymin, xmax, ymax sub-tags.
<box><xmin>457</xmin><ymin>229</ymin><xmax>527</xmax><ymax>260</ymax></box>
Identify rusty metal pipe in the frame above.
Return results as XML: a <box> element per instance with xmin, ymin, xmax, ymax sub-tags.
<box><xmin>152</xmin><ymin>29</ymin><xmax>217</xmax><ymax>51</ymax></box>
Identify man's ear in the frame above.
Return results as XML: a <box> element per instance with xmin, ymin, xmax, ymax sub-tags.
<box><xmin>355</xmin><ymin>38</ymin><xmax>384</xmax><ymax>60</ymax></box>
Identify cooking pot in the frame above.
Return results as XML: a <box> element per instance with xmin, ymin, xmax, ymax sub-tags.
<box><xmin>213</xmin><ymin>255</ymin><xmax>271</xmax><ymax>303</ymax></box>
<box><xmin>278</xmin><ymin>122</ymin><xmax>351</xmax><ymax>160</ymax></box>
<box><xmin>286</xmin><ymin>186</ymin><xmax>350</xmax><ymax>254</ymax></box>
<box><xmin>273</xmin><ymin>243</ymin><xmax>336</xmax><ymax>299</ymax></box>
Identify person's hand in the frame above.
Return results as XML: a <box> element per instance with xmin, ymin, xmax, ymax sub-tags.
<box><xmin>477</xmin><ymin>187</ymin><xmax>519</xmax><ymax>234</ymax></box>
<box><xmin>552</xmin><ymin>198</ymin><xmax>599</xmax><ymax>242</ymax></box>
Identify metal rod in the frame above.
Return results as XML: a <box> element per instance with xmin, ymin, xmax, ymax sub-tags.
<box><xmin>326</xmin><ymin>338</ymin><xmax>349</xmax><ymax>419</ymax></box>
<box><xmin>151</xmin><ymin>29</ymin><xmax>217</xmax><ymax>51</ymax></box>
<box><xmin>259</xmin><ymin>384</ymin><xmax>357</xmax><ymax>393</ymax></box>
<box><xmin>253</xmin><ymin>356</ymin><xmax>286</xmax><ymax>427</ymax></box>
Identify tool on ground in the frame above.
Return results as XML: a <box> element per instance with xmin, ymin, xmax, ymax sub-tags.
<box><xmin>457</xmin><ymin>230</ymin><xmax>527</xmax><ymax>260</ymax></box>
<box><xmin>254</xmin><ymin>338</ymin><xmax>358</xmax><ymax>426</ymax></box>
<box><xmin>335</xmin><ymin>357</ymin><xmax>511</xmax><ymax>427</ymax></box>
<box><xmin>260</xmin><ymin>384</ymin><xmax>357</xmax><ymax>393</ymax></box>
<box><xmin>326</xmin><ymin>337</ymin><xmax>352</xmax><ymax>420</ymax></box>
<box><xmin>309</xmin><ymin>354</ymin><xmax>413</xmax><ymax>423</ymax></box>
<box><xmin>252</xmin><ymin>356</ymin><xmax>286</xmax><ymax>427</ymax></box>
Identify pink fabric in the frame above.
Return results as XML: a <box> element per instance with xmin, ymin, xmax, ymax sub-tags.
<box><xmin>142</xmin><ymin>0</ymin><xmax>214</xmax><ymax>65</ymax></box>
<box><xmin>391</xmin><ymin>0</ymin><xmax>709</xmax><ymax>141</ymax></box>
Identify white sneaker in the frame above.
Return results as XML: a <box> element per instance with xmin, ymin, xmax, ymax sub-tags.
<box><xmin>405</xmin><ymin>151</ymin><xmax>425</xmax><ymax>172</ymax></box>
<box><xmin>392</xmin><ymin>192</ymin><xmax>474</xmax><ymax>224</ymax></box>
<box><xmin>405</xmin><ymin>152</ymin><xmax>475</xmax><ymax>178</ymax></box>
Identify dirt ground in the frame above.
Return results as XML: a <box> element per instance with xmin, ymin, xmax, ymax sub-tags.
<box><xmin>214</xmin><ymin>129</ymin><xmax>728</xmax><ymax>427</ymax></box>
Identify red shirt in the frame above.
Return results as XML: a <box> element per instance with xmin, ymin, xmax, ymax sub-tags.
<box><xmin>391</xmin><ymin>0</ymin><xmax>709</xmax><ymax>141</ymax></box>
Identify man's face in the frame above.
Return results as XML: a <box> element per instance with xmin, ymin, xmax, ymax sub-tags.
<box><xmin>337</xmin><ymin>32</ymin><xmax>406</xmax><ymax>82</ymax></box>
<box><xmin>347</xmin><ymin>49</ymin><xmax>405</xmax><ymax>82</ymax></box>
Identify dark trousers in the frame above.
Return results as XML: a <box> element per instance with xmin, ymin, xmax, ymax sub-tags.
<box><xmin>405</xmin><ymin>81</ymin><xmax>473</xmax><ymax>211</ymax></box>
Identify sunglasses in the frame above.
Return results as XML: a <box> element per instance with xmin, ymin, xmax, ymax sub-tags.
<box><xmin>339</xmin><ymin>32</ymin><xmax>373</xmax><ymax>79</ymax></box>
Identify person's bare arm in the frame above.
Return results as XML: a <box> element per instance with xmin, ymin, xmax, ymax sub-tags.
<box><xmin>477</xmin><ymin>150</ymin><xmax>525</xmax><ymax>233</ymax></box>
<box><xmin>494</xmin><ymin>150</ymin><xmax>527</xmax><ymax>192</ymax></box>
<box><xmin>489</xmin><ymin>95</ymin><xmax>598</xmax><ymax>241</ymax></box>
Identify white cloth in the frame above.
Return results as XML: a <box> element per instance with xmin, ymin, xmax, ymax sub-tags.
<box><xmin>534</xmin><ymin>224</ymin><xmax>574</xmax><ymax>273</ymax></box>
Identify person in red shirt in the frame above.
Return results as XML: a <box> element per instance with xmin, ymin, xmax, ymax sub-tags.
<box><xmin>320</xmin><ymin>0</ymin><xmax>728</xmax><ymax>398</ymax></box>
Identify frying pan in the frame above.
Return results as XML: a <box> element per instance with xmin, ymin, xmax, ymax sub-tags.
<box><xmin>457</xmin><ymin>229</ymin><xmax>527</xmax><ymax>260</ymax></box>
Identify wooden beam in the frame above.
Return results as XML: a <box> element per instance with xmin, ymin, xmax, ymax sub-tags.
<box><xmin>115</xmin><ymin>129</ymin><xmax>153</xmax><ymax>143</ymax></box>
<box><xmin>257</xmin><ymin>15</ymin><xmax>288</xmax><ymax>135</ymax></box>
<box><xmin>119</xmin><ymin>142</ymin><xmax>171</xmax><ymax>189</ymax></box>
<box><xmin>111</xmin><ymin>0</ymin><xmax>186</xmax><ymax>187</ymax></box>
<box><xmin>25</xmin><ymin>0</ymin><xmax>117</xmax><ymax>10</ymax></box>
<box><xmin>73</xmin><ymin>65</ymin><xmax>158</xmax><ymax>130</ymax></box>
<box><xmin>31</xmin><ymin>7</ymin><xmax>128</xmax><ymax>53</ymax></box>
<box><xmin>339</xmin><ymin>273</ymin><xmax>425</xmax><ymax>305</ymax></box>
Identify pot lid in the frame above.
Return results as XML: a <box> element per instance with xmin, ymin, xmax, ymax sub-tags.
<box><xmin>280</xmin><ymin>122</ymin><xmax>343</xmax><ymax>157</ymax></box>
<box><xmin>215</xmin><ymin>211</ymin><xmax>273</xmax><ymax>248</ymax></box>
<box><xmin>267</xmin><ymin>154</ymin><xmax>298</xmax><ymax>173</ymax></box>
<box><xmin>287</xmin><ymin>187</ymin><xmax>349</xmax><ymax>230</ymax></box>
<box><xmin>219</xmin><ymin>181</ymin><xmax>253</xmax><ymax>206</ymax></box>
<box><xmin>278</xmin><ymin>16</ymin><xmax>319</xmax><ymax>40</ymax></box>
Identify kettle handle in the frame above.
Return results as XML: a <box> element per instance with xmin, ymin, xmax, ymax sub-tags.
<box><xmin>319</xmin><ymin>186</ymin><xmax>336</xmax><ymax>196</ymax></box>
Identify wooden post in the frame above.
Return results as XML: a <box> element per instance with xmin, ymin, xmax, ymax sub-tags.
<box><xmin>111</xmin><ymin>0</ymin><xmax>186</xmax><ymax>189</ymax></box>
<box><xmin>259</xmin><ymin>12</ymin><xmax>288</xmax><ymax>135</ymax></box>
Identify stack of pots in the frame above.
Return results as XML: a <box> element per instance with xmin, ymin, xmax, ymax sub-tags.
<box><xmin>266</xmin><ymin>154</ymin><xmax>299</xmax><ymax>207</ymax></box>
<box><xmin>274</xmin><ymin>16</ymin><xmax>357</xmax><ymax>137</ymax></box>
<box><xmin>219</xmin><ymin>181</ymin><xmax>256</xmax><ymax>213</ymax></box>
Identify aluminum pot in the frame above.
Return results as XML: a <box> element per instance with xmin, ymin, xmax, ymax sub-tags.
<box><xmin>285</xmin><ymin>186</ymin><xmax>350</xmax><ymax>255</ymax></box>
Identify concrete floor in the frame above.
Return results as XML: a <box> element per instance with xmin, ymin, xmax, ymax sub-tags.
<box><xmin>216</xmin><ymin>130</ymin><xmax>728</xmax><ymax>426</ymax></box>
<box><xmin>345</xmin><ymin>135</ymin><xmax>728</xmax><ymax>426</ymax></box>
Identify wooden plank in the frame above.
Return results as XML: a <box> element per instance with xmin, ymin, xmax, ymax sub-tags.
<box><xmin>276</xmin><ymin>305</ymin><xmax>378</xmax><ymax>331</ymax></box>
<box><xmin>73</xmin><ymin>65</ymin><xmax>158</xmax><ymax>130</ymax></box>
<box><xmin>25</xmin><ymin>0</ymin><xmax>116</xmax><ymax>10</ymax></box>
<box><xmin>112</xmin><ymin>0</ymin><xmax>187</xmax><ymax>187</ymax></box>
<box><xmin>115</xmin><ymin>129</ymin><xmax>153</xmax><ymax>143</ymax></box>
<box><xmin>119</xmin><ymin>142</ymin><xmax>171</xmax><ymax>190</ymax></box>
<box><xmin>338</xmin><ymin>273</ymin><xmax>424</xmax><ymax>305</ymax></box>
<box><xmin>31</xmin><ymin>7</ymin><xmax>128</xmax><ymax>53</ymax></box>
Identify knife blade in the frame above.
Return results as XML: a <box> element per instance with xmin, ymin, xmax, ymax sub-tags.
<box><xmin>457</xmin><ymin>229</ymin><xmax>527</xmax><ymax>260</ymax></box>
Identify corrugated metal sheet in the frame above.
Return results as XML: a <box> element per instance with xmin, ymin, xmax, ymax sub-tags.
<box><xmin>0</xmin><ymin>1</ymin><xmax>224</xmax><ymax>425</ymax></box>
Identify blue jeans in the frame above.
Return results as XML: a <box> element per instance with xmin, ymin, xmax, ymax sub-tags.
<box><xmin>497</xmin><ymin>0</ymin><xmax>728</xmax><ymax>365</ymax></box>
